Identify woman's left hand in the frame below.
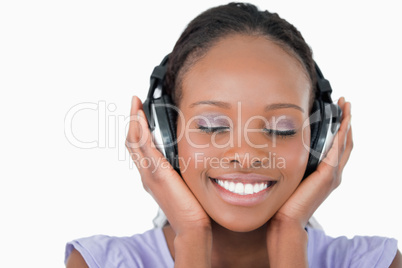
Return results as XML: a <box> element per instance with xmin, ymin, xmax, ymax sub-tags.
<box><xmin>266</xmin><ymin>97</ymin><xmax>353</xmax><ymax>267</ymax></box>
<box><xmin>272</xmin><ymin>96</ymin><xmax>353</xmax><ymax>226</ymax></box>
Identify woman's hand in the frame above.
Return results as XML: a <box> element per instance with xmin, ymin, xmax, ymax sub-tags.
<box><xmin>266</xmin><ymin>97</ymin><xmax>353</xmax><ymax>267</ymax></box>
<box><xmin>125</xmin><ymin>96</ymin><xmax>212</xmax><ymax>267</ymax></box>
<box><xmin>273</xmin><ymin>96</ymin><xmax>352</xmax><ymax>226</ymax></box>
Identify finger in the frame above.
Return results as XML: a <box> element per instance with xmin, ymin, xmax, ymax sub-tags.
<box><xmin>336</xmin><ymin>101</ymin><xmax>353</xmax><ymax>170</ymax></box>
<box><xmin>127</xmin><ymin>108</ymin><xmax>165</xmax><ymax>177</ymax></box>
<box><xmin>125</xmin><ymin>96</ymin><xmax>154</xmax><ymax>172</ymax></box>
<box><xmin>126</xmin><ymin>96</ymin><xmax>141</xmax><ymax>146</ymax></box>
<box><xmin>131</xmin><ymin>95</ymin><xmax>143</xmax><ymax>113</ymax></box>
<box><xmin>337</xmin><ymin>97</ymin><xmax>345</xmax><ymax>111</ymax></box>
<box><xmin>127</xmin><ymin>108</ymin><xmax>178</xmax><ymax>183</ymax></box>
<box><xmin>136</xmin><ymin>108</ymin><xmax>173</xmax><ymax>161</ymax></box>
<box><xmin>126</xmin><ymin>96</ymin><xmax>149</xmax><ymax>153</ymax></box>
<box><xmin>339</xmin><ymin>124</ymin><xmax>353</xmax><ymax>169</ymax></box>
<box><xmin>341</xmin><ymin>100</ymin><xmax>351</xmax><ymax>122</ymax></box>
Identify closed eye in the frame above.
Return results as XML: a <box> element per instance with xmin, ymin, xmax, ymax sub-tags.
<box><xmin>263</xmin><ymin>129</ymin><xmax>296</xmax><ymax>138</ymax></box>
<box><xmin>197</xmin><ymin>125</ymin><xmax>230</xmax><ymax>134</ymax></box>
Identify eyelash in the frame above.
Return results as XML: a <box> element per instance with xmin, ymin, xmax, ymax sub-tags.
<box><xmin>263</xmin><ymin>128</ymin><xmax>296</xmax><ymax>138</ymax></box>
<box><xmin>197</xmin><ymin>125</ymin><xmax>296</xmax><ymax>138</ymax></box>
<box><xmin>197</xmin><ymin>125</ymin><xmax>230</xmax><ymax>134</ymax></box>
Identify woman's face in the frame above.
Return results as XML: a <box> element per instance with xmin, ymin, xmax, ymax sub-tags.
<box><xmin>176</xmin><ymin>34</ymin><xmax>311</xmax><ymax>232</ymax></box>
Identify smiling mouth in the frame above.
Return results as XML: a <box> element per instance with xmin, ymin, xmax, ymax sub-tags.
<box><xmin>210</xmin><ymin>178</ymin><xmax>276</xmax><ymax>195</ymax></box>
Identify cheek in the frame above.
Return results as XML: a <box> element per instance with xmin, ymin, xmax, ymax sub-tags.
<box><xmin>177</xmin><ymin>119</ymin><xmax>226</xmax><ymax>171</ymax></box>
<box><xmin>176</xmin><ymin>124</ymin><xmax>215</xmax><ymax>187</ymax></box>
<box><xmin>177</xmin><ymin>134</ymin><xmax>220</xmax><ymax>178</ymax></box>
<box><xmin>275</xmin><ymin>127</ymin><xmax>310</xmax><ymax>182</ymax></box>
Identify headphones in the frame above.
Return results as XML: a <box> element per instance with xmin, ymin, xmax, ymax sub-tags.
<box><xmin>143</xmin><ymin>54</ymin><xmax>342</xmax><ymax>179</ymax></box>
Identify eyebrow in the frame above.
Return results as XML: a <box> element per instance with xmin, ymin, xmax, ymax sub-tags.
<box><xmin>189</xmin><ymin>100</ymin><xmax>232</xmax><ymax>109</ymax></box>
<box><xmin>264</xmin><ymin>103</ymin><xmax>304</xmax><ymax>113</ymax></box>
<box><xmin>189</xmin><ymin>100</ymin><xmax>304</xmax><ymax>113</ymax></box>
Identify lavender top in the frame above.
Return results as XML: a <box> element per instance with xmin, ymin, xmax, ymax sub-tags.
<box><xmin>65</xmin><ymin>227</ymin><xmax>397</xmax><ymax>268</ymax></box>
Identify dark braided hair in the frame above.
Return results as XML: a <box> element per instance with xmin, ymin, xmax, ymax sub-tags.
<box><xmin>164</xmin><ymin>2</ymin><xmax>316</xmax><ymax>110</ymax></box>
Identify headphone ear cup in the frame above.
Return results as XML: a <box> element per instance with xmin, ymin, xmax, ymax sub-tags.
<box><xmin>162</xmin><ymin>94</ymin><xmax>180</xmax><ymax>174</ymax></box>
<box><xmin>152</xmin><ymin>95</ymin><xmax>180</xmax><ymax>174</ymax></box>
<box><xmin>303</xmin><ymin>100</ymin><xmax>342</xmax><ymax>179</ymax></box>
<box><xmin>162</xmin><ymin>94</ymin><xmax>178</xmax><ymax>144</ymax></box>
<box><xmin>309</xmin><ymin>100</ymin><xmax>322</xmax><ymax>153</ymax></box>
<box><xmin>144</xmin><ymin>54</ymin><xmax>181</xmax><ymax>174</ymax></box>
<box><xmin>303</xmin><ymin>100</ymin><xmax>322</xmax><ymax>179</ymax></box>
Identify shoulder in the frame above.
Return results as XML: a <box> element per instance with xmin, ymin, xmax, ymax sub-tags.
<box><xmin>64</xmin><ymin>228</ymin><xmax>174</xmax><ymax>268</ymax></box>
<box><xmin>65</xmin><ymin>249</ymin><xmax>88</xmax><ymax>268</ymax></box>
<box><xmin>390</xmin><ymin>250</ymin><xmax>402</xmax><ymax>268</ymax></box>
<box><xmin>306</xmin><ymin>227</ymin><xmax>399</xmax><ymax>268</ymax></box>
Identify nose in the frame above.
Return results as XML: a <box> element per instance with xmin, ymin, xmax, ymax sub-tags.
<box><xmin>222</xmin><ymin>128</ymin><xmax>270</xmax><ymax>169</ymax></box>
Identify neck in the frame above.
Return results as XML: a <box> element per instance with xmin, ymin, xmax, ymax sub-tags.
<box><xmin>163</xmin><ymin>221</ymin><xmax>270</xmax><ymax>268</ymax></box>
<box><xmin>210</xmin><ymin>220</ymin><xmax>269</xmax><ymax>267</ymax></box>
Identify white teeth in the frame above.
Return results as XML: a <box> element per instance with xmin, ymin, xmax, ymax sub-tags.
<box><xmin>234</xmin><ymin>183</ymin><xmax>244</xmax><ymax>195</ymax></box>
<box><xmin>253</xmin><ymin>183</ymin><xmax>260</xmax><ymax>193</ymax></box>
<box><xmin>229</xmin><ymin>181</ymin><xmax>236</xmax><ymax>191</ymax></box>
<box><xmin>244</xmin><ymin>184</ymin><xmax>253</xmax><ymax>195</ymax></box>
<box><xmin>224</xmin><ymin>180</ymin><xmax>230</xmax><ymax>190</ymax></box>
<box><xmin>257</xmin><ymin>183</ymin><xmax>265</xmax><ymax>193</ymax></box>
<box><xmin>214</xmin><ymin>179</ymin><xmax>271</xmax><ymax>195</ymax></box>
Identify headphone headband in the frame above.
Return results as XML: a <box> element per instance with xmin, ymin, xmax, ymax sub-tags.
<box><xmin>147</xmin><ymin>55</ymin><xmax>169</xmax><ymax>99</ymax></box>
<box><xmin>315</xmin><ymin>63</ymin><xmax>333</xmax><ymax>103</ymax></box>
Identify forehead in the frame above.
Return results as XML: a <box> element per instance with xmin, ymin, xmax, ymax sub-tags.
<box><xmin>180</xmin><ymin>34</ymin><xmax>311</xmax><ymax>112</ymax></box>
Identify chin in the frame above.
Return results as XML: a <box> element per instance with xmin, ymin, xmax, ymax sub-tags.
<box><xmin>220</xmin><ymin>220</ymin><xmax>267</xmax><ymax>233</ymax></box>
<box><xmin>211</xmin><ymin>211</ymin><xmax>272</xmax><ymax>233</ymax></box>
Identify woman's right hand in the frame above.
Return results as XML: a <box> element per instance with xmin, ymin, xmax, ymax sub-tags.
<box><xmin>125</xmin><ymin>96</ymin><xmax>212</xmax><ymax>267</ymax></box>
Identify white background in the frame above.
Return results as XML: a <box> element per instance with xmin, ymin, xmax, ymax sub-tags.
<box><xmin>1</xmin><ymin>0</ymin><xmax>401</xmax><ymax>267</ymax></box>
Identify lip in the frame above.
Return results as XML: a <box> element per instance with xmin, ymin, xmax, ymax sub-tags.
<box><xmin>209</xmin><ymin>173</ymin><xmax>277</xmax><ymax>207</ymax></box>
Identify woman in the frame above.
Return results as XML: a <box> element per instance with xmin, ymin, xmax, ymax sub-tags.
<box><xmin>65</xmin><ymin>3</ymin><xmax>401</xmax><ymax>267</ymax></box>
